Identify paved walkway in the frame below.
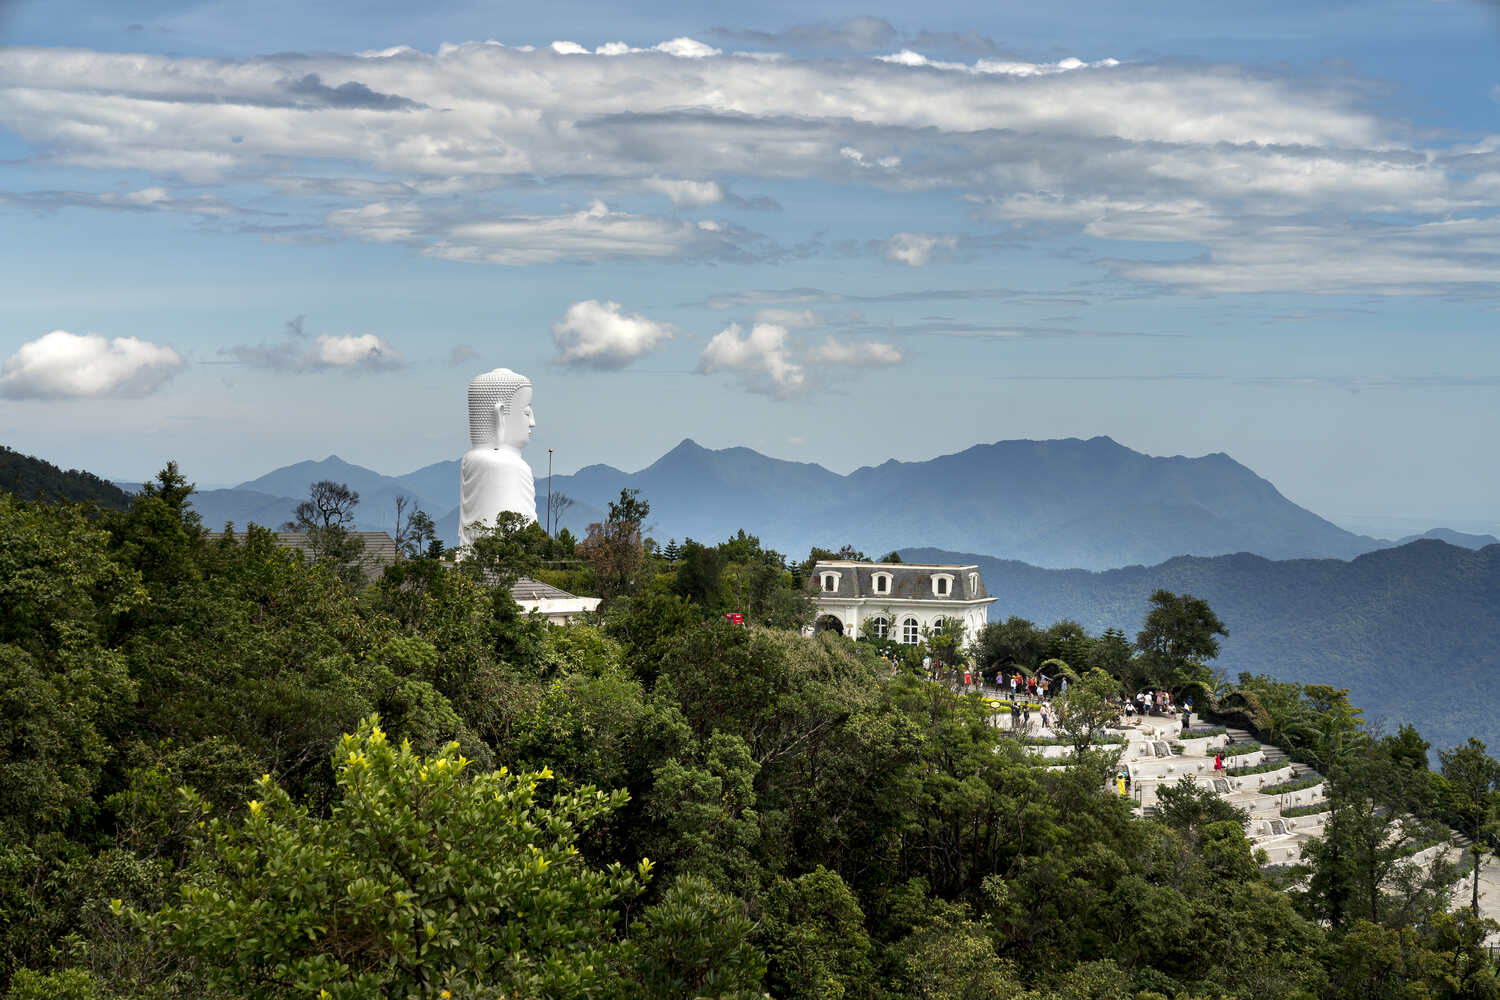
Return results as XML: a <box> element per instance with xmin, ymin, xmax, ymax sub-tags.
<box><xmin>987</xmin><ymin>699</ymin><xmax>1500</xmax><ymax>941</ymax></box>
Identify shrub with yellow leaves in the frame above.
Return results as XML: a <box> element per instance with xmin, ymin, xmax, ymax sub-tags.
<box><xmin>137</xmin><ymin>715</ymin><xmax>644</xmax><ymax>1000</ymax></box>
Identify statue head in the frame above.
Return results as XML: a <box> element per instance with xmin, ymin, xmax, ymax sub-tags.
<box><xmin>467</xmin><ymin>368</ymin><xmax>535</xmax><ymax>449</ymax></box>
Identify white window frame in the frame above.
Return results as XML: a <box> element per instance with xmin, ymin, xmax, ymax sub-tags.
<box><xmin>968</xmin><ymin>572</ymin><xmax>979</xmax><ymax>594</ymax></box>
<box><xmin>871</xmin><ymin>616</ymin><xmax>889</xmax><ymax>639</ymax></box>
<box><xmin>820</xmin><ymin>571</ymin><xmax>842</xmax><ymax>593</ymax></box>
<box><xmin>901</xmin><ymin>617</ymin><xmax>919</xmax><ymax>645</ymax></box>
<box><xmin>871</xmin><ymin>571</ymin><xmax>893</xmax><ymax>595</ymax></box>
<box><xmin>931</xmin><ymin>573</ymin><xmax>954</xmax><ymax>597</ymax></box>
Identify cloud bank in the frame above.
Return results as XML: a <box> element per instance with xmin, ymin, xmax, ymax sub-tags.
<box><xmin>0</xmin><ymin>330</ymin><xmax>184</xmax><ymax>399</ymax></box>
<box><xmin>1</xmin><ymin>39</ymin><xmax>1497</xmax><ymax>292</ymax></box>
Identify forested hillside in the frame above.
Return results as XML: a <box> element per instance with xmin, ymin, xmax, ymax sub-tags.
<box><xmin>0</xmin><ymin>445</ymin><xmax>130</xmax><ymax>508</ymax></box>
<box><xmin>5</xmin><ymin>473</ymin><xmax>1500</xmax><ymax>1000</ymax></box>
<box><xmin>906</xmin><ymin>541</ymin><xmax>1500</xmax><ymax>752</ymax></box>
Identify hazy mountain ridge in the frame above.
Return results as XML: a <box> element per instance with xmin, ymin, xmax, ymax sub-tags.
<box><xmin>902</xmin><ymin>540</ymin><xmax>1500</xmax><ymax>753</ymax></box>
<box><xmin>542</xmin><ymin>436</ymin><xmax>1387</xmax><ymax>568</ymax></box>
<box><xmin>1395</xmin><ymin>527</ymin><xmax>1500</xmax><ymax>548</ymax></box>
<box><xmin>118</xmin><ymin>436</ymin><xmax>1500</xmax><ymax>569</ymax></box>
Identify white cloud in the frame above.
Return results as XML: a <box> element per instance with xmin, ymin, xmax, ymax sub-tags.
<box><xmin>696</xmin><ymin>323</ymin><xmax>904</xmax><ymax>396</ymax></box>
<box><xmin>877</xmin><ymin>50</ymin><xmax>1116</xmax><ymax>76</ymax></box>
<box><xmin>884</xmin><ymin>232</ymin><xmax>958</xmax><ymax>267</ymax></box>
<box><xmin>314</xmin><ymin>334</ymin><xmax>400</xmax><ymax>368</ymax></box>
<box><xmin>653</xmin><ymin>37</ymin><xmax>721</xmax><ymax>58</ymax></box>
<box><xmin>698</xmin><ymin>322</ymin><xmax>806</xmax><ymax>398</ymax></box>
<box><xmin>0</xmin><ymin>186</ymin><xmax>240</xmax><ymax>216</ymax></box>
<box><xmin>753</xmin><ymin>308</ymin><xmax>821</xmax><ymax>328</ymax></box>
<box><xmin>221</xmin><ymin>326</ymin><xmax>401</xmax><ymax>372</ymax></box>
<box><xmin>641</xmin><ymin>177</ymin><xmax>726</xmax><ymax>207</ymax></box>
<box><xmin>551</xmin><ymin>300</ymin><xmax>675</xmax><ymax>369</ymax></box>
<box><xmin>328</xmin><ymin>199</ymin><xmax>748</xmax><ymax>265</ymax></box>
<box><xmin>808</xmin><ymin>336</ymin><xmax>904</xmax><ymax>366</ymax></box>
<box><xmin>0</xmin><ymin>329</ymin><xmax>184</xmax><ymax>399</ymax></box>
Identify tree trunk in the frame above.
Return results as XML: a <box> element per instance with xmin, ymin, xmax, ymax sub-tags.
<box><xmin>1473</xmin><ymin>843</ymin><xmax>1482</xmax><ymax>916</ymax></box>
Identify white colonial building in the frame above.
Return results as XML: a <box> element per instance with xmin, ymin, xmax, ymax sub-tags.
<box><xmin>807</xmin><ymin>560</ymin><xmax>996</xmax><ymax>646</ymax></box>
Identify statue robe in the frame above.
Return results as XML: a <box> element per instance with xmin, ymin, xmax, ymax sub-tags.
<box><xmin>459</xmin><ymin>446</ymin><xmax>535</xmax><ymax>549</ymax></box>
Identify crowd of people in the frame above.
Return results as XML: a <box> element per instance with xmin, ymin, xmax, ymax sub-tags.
<box><xmin>894</xmin><ymin>654</ymin><xmax>1200</xmax><ymax>751</ymax></box>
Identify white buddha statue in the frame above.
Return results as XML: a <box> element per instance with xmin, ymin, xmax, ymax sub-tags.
<box><xmin>458</xmin><ymin>367</ymin><xmax>536</xmax><ymax>551</ymax></box>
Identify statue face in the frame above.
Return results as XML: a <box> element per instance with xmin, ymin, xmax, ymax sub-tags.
<box><xmin>498</xmin><ymin>384</ymin><xmax>535</xmax><ymax>448</ymax></box>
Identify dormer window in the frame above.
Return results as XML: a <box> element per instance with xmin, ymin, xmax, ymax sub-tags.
<box><xmin>968</xmin><ymin>573</ymin><xmax>979</xmax><ymax>594</ymax></box>
<box><xmin>931</xmin><ymin>573</ymin><xmax>954</xmax><ymax>597</ymax></box>
<box><xmin>820</xmin><ymin>571</ymin><xmax>841</xmax><ymax>593</ymax></box>
<box><xmin>871</xmin><ymin>571</ymin><xmax>892</xmax><ymax>595</ymax></box>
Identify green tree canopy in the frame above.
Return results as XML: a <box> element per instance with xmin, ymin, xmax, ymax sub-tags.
<box><xmin>1134</xmin><ymin>590</ymin><xmax>1227</xmax><ymax>691</ymax></box>
<box><xmin>140</xmin><ymin>716</ymin><xmax>646</xmax><ymax>1000</ymax></box>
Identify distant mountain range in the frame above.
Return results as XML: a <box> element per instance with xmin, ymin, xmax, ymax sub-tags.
<box><xmin>904</xmin><ymin>540</ymin><xmax>1500</xmax><ymax>753</ymax></box>
<box><xmin>10</xmin><ymin>439</ymin><xmax>1497</xmax><ymax>749</ymax></box>
<box><xmin>113</xmin><ymin>437</ymin><xmax>1495</xmax><ymax>570</ymax></box>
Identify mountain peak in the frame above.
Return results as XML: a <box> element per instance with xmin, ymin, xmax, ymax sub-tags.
<box><xmin>665</xmin><ymin>438</ymin><xmax>707</xmax><ymax>456</ymax></box>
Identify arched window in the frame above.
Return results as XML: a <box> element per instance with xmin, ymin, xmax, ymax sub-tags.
<box><xmin>872</xmin><ymin>571</ymin><xmax>892</xmax><ymax>594</ymax></box>
<box><xmin>932</xmin><ymin>616</ymin><xmax>945</xmax><ymax>633</ymax></box>
<box><xmin>870</xmin><ymin>616</ymin><xmax>889</xmax><ymax>639</ymax></box>
<box><xmin>902</xmin><ymin>617</ymin><xmax>919</xmax><ymax>645</ymax></box>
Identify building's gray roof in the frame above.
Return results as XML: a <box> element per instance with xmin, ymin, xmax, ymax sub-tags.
<box><xmin>509</xmin><ymin>577</ymin><xmax>580</xmax><ymax>602</ymax></box>
<box><xmin>807</xmin><ymin>560</ymin><xmax>990</xmax><ymax>601</ymax></box>
<box><xmin>206</xmin><ymin>530</ymin><xmax>401</xmax><ymax>579</ymax></box>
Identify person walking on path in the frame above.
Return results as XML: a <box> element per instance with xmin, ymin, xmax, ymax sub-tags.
<box><xmin>1213</xmin><ymin>753</ymin><xmax>1224</xmax><ymax>772</ymax></box>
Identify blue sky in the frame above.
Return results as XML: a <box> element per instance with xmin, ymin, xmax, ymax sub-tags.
<box><xmin>1</xmin><ymin>0</ymin><xmax>1497</xmax><ymax>537</ymax></box>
